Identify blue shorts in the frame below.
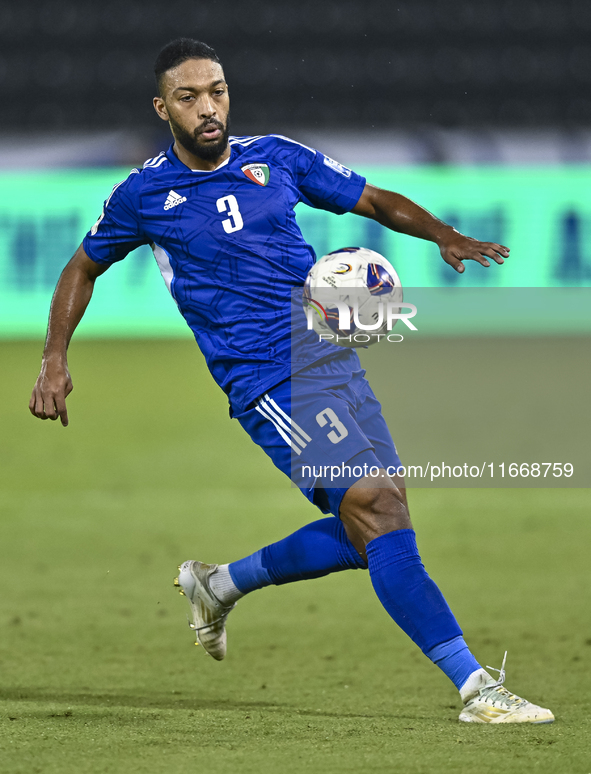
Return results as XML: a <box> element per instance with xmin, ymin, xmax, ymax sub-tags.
<box><xmin>234</xmin><ymin>353</ymin><xmax>402</xmax><ymax>517</ymax></box>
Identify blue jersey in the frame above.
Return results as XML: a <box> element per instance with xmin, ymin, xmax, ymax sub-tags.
<box><xmin>83</xmin><ymin>134</ymin><xmax>366</xmax><ymax>411</ymax></box>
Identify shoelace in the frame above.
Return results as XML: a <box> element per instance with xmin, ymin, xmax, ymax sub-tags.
<box><xmin>486</xmin><ymin>650</ymin><xmax>508</xmax><ymax>687</ymax></box>
<box><xmin>188</xmin><ymin>605</ymin><xmax>236</xmax><ymax>633</ymax></box>
<box><xmin>188</xmin><ymin>576</ymin><xmax>237</xmax><ymax>634</ymax></box>
<box><xmin>481</xmin><ymin>651</ymin><xmax>528</xmax><ymax>709</ymax></box>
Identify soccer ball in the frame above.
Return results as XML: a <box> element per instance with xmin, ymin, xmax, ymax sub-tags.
<box><xmin>303</xmin><ymin>247</ymin><xmax>403</xmax><ymax>348</ymax></box>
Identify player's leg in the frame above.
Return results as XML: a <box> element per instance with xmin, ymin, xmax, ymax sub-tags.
<box><xmin>175</xmin><ymin>509</ymin><xmax>367</xmax><ymax>659</ymax></box>
<box><xmin>341</xmin><ymin>476</ymin><xmax>488</xmax><ymax>696</ymax></box>
<box><xmin>175</xmin><ymin>369</ymin><xmax>372</xmax><ymax>658</ymax></box>
<box><xmin>176</xmin><ymin>518</ymin><xmax>364</xmax><ymax>659</ymax></box>
<box><xmin>175</xmin><ymin>513</ymin><xmax>365</xmax><ymax>660</ymax></box>
<box><xmin>332</xmin><ymin>370</ymin><xmax>554</xmax><ymax>723</ymax></box>
<box><xmin>339</xmin><ymin>476</ymin><xmax>554</xmax><ymax>723</ymax></box>
<box><xmin>222</xmin><ymin>513</ymin><xmax>366</xmax><ymax>594</ymax></box>
<box><xmin>339</xmin><ymin>475</ymin><xmax>483</xmax><ymax>690</ymax></box>
<box><xmin>332</xmin><ymin>374</ymin><xmax>481</xmax><ymax>687</ymax></box>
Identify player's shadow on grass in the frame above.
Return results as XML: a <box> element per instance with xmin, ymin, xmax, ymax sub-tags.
<box><xmin>0</xmin><ymin>687</ymin><xmax>394</xmax><ymax>719</ymax></box>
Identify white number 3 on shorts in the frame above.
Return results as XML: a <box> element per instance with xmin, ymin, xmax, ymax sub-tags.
<box><xmin>316</xmin><ymin>408</ymin><xmax>349</xmax><ymax>444</ymax></box>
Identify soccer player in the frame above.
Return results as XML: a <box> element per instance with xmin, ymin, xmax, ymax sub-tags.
<box><xmin>29</xmin><ymin>38</ymin><xmax>553</xmax><ymax>724</ymax></box>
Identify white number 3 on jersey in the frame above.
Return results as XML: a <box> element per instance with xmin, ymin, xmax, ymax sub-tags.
<box><xmin>316</xmin><ymin>408</ymin><xmax>349</xmax><ymax>444</ymax></box>
<box><xmin>216</xmin><ymin>195</ymin><xmax>244</xmax><ymax>233</ymax></box>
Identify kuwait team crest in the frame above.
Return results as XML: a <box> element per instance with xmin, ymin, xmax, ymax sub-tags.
<box><xmin>241</xmin><ymin>163</ymin><xmax>270</xmax><ymax>186</ymax></box>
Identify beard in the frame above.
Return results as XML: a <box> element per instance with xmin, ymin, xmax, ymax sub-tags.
<box><xmin>170</xmin><ymin>112</ymin><xmax>230</xmax><ymax>162</ymax></box>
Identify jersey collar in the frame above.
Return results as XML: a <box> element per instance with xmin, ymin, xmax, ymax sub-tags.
<box><xmin>165</xmin><ymin>143</ymin><xmax>233</xmax><ymax>173</ymax></box>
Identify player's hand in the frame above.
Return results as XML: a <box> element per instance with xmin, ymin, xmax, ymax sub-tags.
<box><xmin>29</xmin><ymin>358</ymin><xmax>73</xmax><ymax>427</ymax></box>
<box><xmin>439</xmin><ymin>233</ymin><xmax>509</xmax><ymax>274</ymax></box>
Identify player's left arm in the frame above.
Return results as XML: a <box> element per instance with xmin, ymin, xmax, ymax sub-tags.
<box><xmin>352</xmin><ymin>183</ymin><xmax>509</xmax><ymax>274</ymax></box>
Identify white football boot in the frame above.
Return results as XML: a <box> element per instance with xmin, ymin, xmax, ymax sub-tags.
<box><xmin>459</xmin><ymin>652</ymin><xmax>555</xmax><ymax>724</ymax></box>
<box><xmin>174</xmin><ymin>561</ymin><xmax>236</xmax><ymax>661</ymax></box>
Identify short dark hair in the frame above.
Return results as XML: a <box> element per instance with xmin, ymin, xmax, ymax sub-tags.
<box><xmin>154</xmin><ymin>38</ymin><xmax>221</xmax><ymax>94</ymax></box>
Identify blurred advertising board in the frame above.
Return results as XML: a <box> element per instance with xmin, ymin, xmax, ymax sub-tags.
<box><xmin>0</xmin><ymin>166</ymin><xmax>590</xmax><ymax>338</ymax></box>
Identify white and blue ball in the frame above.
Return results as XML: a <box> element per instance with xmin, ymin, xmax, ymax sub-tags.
<box><xmin>303</xmin><ymin>247</ymin><xmax>403</xmax><ymax>348</ymax></box>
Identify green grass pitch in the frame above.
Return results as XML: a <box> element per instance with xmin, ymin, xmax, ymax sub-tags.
<box><xmin>1</xmin><ymin>339</ymin><xmax>590</xmax><ymax>774</ymax></box>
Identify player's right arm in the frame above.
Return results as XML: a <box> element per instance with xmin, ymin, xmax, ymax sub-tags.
<box><xmin>30</xmin><ymin>168</ymin><xmax>147</xmax><ymax>426</ymax></box>
<box><xmin>29</xmin><ymin>245</ymin><xmax>110</xmax><ymax>426</ymax></box>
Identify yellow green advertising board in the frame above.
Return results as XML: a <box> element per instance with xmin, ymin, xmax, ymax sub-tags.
<box><xmin>1</xmin><ymin>166</ymin><xmax>589</xmax><ymax>337</ymax></box>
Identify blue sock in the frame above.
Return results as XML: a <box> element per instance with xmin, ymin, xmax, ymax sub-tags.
<box><xmin>366</xmin><ymin>529</ymin><xmax>480</xmax><ymax>687</ymax></box>
<box><xmin>229</xmin><ymin>517</ymin><xmax>366</xmax><ymax>594</ymax></box>
<box><xmin>425</xmin><ymin>635</ymin><xmax>482</xmax><ymax>691</ymax></box>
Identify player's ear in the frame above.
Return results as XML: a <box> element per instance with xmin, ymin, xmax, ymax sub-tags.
<box><xmin>153</xmin><ymin>96</ymin><xmax>169</xmax><ymax>121</ymax></box>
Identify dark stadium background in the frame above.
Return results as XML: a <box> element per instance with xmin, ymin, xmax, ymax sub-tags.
<box><xmin>1</xmin><ymin>0</ymin><xmax>590</xmax><ymax>163</ymax></box>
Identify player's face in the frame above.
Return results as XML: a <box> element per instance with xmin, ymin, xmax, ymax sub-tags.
<box><xmin>154</xmin><ymin>58</ymin><xmax>230</xmax><ymax>162</ymax></box>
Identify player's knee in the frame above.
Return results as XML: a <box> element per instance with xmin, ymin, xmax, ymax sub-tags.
<box><xmin>361</xmin><ymin>486</ymin><xmax>408</xmax><ymax>527</ymax></box>
<box><xmin>340</xmin><ymin>483</ymin><xmax>411</xmax><ymax>543</ymax></box>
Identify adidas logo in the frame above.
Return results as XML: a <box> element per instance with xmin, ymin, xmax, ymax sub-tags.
<box><xmin>164</xmin><ymin>190</ymin><xmax>187</xmax><ymax>210</ymax></box>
